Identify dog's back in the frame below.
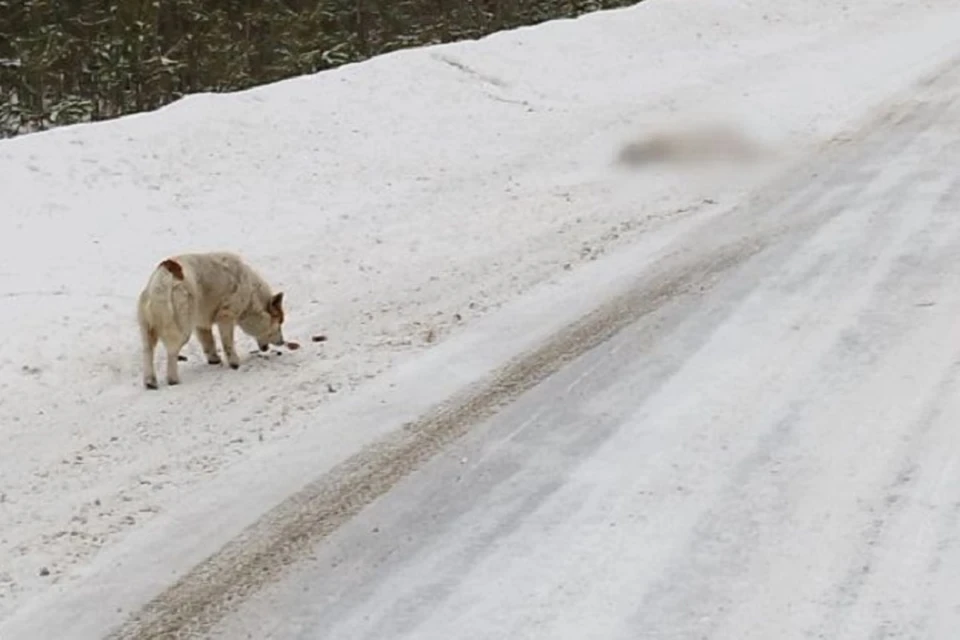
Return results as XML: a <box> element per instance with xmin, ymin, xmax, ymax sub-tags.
<box><xmin>172</xmin><ymin>252</ymin><xmax>260</xmax><ymax>319</ymax></box>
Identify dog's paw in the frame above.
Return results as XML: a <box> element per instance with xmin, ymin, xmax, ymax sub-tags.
<box><xmin>229</xmin><ymin>363</ymin><xmax>240</xmax><ymax>370</ymax></box>
<box><xmin>144</xmin><ymin>378</ymin><xmax>159</xmax><ymax>390</ymax></box>
<box><xmin>207</xmin><ymin>355</ymin><xmax>222</xmax><ymax>365</ymax></box>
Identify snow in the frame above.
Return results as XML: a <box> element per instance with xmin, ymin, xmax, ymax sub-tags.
<box><xmin>2</xmin><ymin>0</ymin><xmax>960</xmax><ymax>634</ymax></box>
<box><xmin>206</xmin><ymin>57</ymin><xmax>960</xmax><ymax>639</ymax></box>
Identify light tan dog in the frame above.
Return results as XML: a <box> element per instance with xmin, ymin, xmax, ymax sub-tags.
<box><xmin>137</xmin><ymin>252</ymin><xmax>286</xmax><ymax>389</ymax></box>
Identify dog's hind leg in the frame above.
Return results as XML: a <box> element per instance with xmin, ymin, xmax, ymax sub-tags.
<box><xmin>141</xmin><ymin>324</ymin><xmax>159</xmax><ymax>390</ymax></box>
<box><xmin>161</xmin><ymin>331</ymin><xmax>191</xmax><ymax>386</ymax></box>
<box><xmin>196</xmin><ymin>326</ymin><xmax>222</xmax><ymax>365</ymax></box>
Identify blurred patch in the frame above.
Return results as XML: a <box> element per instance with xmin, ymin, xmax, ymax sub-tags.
<box><xmin>616</xmin><ymin>122</ymin><xmax>766</xmax><ymax>170</ymax></box>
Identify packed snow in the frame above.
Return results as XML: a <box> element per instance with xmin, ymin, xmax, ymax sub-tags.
<box><xmin>2</xmin><ymin>0</ymin><xmax>960</xmax><ymax>633</ymax></box>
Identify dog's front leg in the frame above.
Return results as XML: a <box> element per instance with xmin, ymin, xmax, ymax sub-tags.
<box><xmin>196</xmin><ymin>326</ymin><xmax>221</xmax><ymax>365</ymax></box>
<box><xmin>217</xmin><ymin>320</ymin><xmax>241</xmax><ymax>369</ymax></box>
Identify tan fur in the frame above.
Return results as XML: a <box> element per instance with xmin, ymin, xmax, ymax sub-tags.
<box><xmin>137</xmin><ymin>252</ymin><xmax>286</xmax><ymax>389</ymax></box>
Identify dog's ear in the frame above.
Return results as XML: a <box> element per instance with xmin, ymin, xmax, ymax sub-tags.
<box><xmin>271</xmin><ymin>292</ymin><xmax>284</xmax><ymax>310</ymax></box>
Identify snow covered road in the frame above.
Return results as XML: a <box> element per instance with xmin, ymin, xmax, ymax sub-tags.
<box><xmin>194</xmin><ymin>62</ymin><xmax>960</xmax><ymax>639</ymax></box>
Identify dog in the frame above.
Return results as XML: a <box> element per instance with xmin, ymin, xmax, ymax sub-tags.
<box><xmin>137</xmin><ymin>252</ymin><xmax>286</xmax><ymax>389</ymax></box>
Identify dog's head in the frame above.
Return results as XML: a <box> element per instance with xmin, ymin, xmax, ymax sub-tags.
<box><xmin>239</xmin><ymin>291</ymin><xmax>286</xmax><ymax>351</ymax></box>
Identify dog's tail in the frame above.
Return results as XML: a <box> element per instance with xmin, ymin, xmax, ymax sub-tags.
<box><xmin>138</xmin><ymin>259</ymin><xmax>194</xmax><ymax>340</ymax></box>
